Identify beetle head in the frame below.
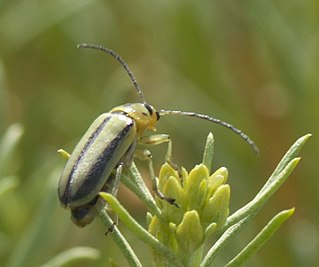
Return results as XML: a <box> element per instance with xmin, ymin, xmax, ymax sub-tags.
<box><xmin>111</xmin><ymin>103</ymin><xmax>159</xmax><ymax>136</ymax></box>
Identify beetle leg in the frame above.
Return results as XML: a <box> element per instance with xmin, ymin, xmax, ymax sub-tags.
<box><xmin>106</xmin><ymin>164</ymin><xmax>124</xmax><ymax>218</ymax></box>
<box><xmin>105</xmin><ymin>220</ymin><xmax>118</xmax><ymax>235</ymax></box>
<box><xmin>135</xmin><ymin>148</ymin><xmax>179</xmax><ymax>207</ymax></box>
<box><xmin>120</xmin><ymin>140</ymin><xmax>137</xmax><ymax>167</ymax></box>
<box><xmin>139</xmin><ymin>134</ymin><xmax>172</xmax><ymax>160</ymax></box>
<box><xmin>111</xmin><ymin>163</ymin><xmax>124</xmax><ymax>196</ymax></box>
<box><xmin>139</xmin><ymin>134</ymin><xmax>181</xmax><ymax>175</ymax></box>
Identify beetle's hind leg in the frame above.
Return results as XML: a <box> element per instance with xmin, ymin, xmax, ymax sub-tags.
<box><xmin>111</xmin><ymin>163</ymin><xmax>124</xmax><ymax>196</ymax></box>
<box><xmin>96</xmin><ymin>164</ymin><xmax>124</xmax><ymax>233</ymax></box>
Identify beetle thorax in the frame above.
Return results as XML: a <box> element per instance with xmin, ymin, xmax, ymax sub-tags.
<box><xmin>111</xmin><ymin>103</ymin><xmax>159</xmax><ymax>137</ymax></box>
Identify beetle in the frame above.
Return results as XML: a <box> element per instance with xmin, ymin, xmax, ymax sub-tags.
<box><xmin>58</xmin><ymin>43</ymin><xmax>258</xmax><ymax>227</ymax></box>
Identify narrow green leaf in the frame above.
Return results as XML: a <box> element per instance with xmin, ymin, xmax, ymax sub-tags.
<box><xmin>202</xmin><ymin>133</ymin><xmax>214</xmax><ymax>172</ymax></box>
<box><xmin>202</xmin><ymin>134</ymin><xmax>309</xmax><ymax>266</ymax></box>
<box><xmin>225</xmin><ymin>157</ymin><xmax>299</xmax><ymax>229</ymax></box>
<box><xmin>201</xmin><ymin>215</ymin><xmax>252</xmax><ymax>267</ymax></box>
<box><xmin>258</xmin><ymin>134</ymin><xmax>311</xmax><ymax>196</ymax></box>
<box><xmin>225</xmin><ymin>208</ymin><xmax>295</xmax><ymax>267</ymax></box>
<box><xmin>98</xmin><ymin>209</ymin><xmax>142</xmax><ymax>267</ymax></box>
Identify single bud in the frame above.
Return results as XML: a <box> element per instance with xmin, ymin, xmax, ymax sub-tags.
<box><xmin>161</xmin><ymin>176</ymin><xmax>184</xmax><ymax>223</ymax></box>
<box><xmin>184</xmin><ymin>164</ymin><xmax>209</xmax><ymax>211</ymax></box>
<box><xmin>207</xmin><ymin>167</ymin><xmax>228</xmax><ymax>197</ymax></box>
<box><xmin>201</xmin><ymin>185</ymin><xmax>230</xmax><ymax>230</ymax></box>
<box><xmin>158</xmin><ymin>163</ymin><xmax>179</xmax><ymax>192</ymax></box>
<box><xmin>176</xmin><ymin>210</ymin><xmax>204</xmax><ymax>253</ymax></box>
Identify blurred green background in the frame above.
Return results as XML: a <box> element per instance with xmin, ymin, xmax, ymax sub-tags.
<box><xmin>0</xmin><ymin>1</ymin><xmax>318</xmax><ymax>266</ymax></box>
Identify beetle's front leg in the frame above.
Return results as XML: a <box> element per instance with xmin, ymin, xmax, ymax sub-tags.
<box><xmin>139</xmin><ymin>134</ymin><xmax>181</xmax><ymax>173</ymax></box>
<box><xmin>139</xmin><ymin>134</ymin><xmax>173</xmax><ymax>162</ymax></box>
<box><xmin>134</xmin><ymin>147</ymin><xmax>179</xmax><ymax>207</ymax></box>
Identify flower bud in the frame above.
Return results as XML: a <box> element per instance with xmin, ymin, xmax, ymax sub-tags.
<box><xmin>184</xmin><ymin>164</ymin><xmax>209</xmax><ymax>210</ymax></box>
<box><xmin>207</xmin><ymin>167</ymin><xmax>228</xmax><ymax>197</ymax></box>
<box><xmin>201</xmin><ymin>185</ymin><xmax>230</xmax><ymax>230</ymax></box>
<box><xmin>176</xmin><ymin>210</ymin><xmax>203</xmax><ymax>253</ymax></box>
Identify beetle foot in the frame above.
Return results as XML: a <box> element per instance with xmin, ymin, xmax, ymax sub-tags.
<box><xmin>155</xmin><ymin>190</ymin><xmax>180</xmax><ymax>208</ymax></box>
<box><xmin>105</xmin><ymin>221</ymin><xmax>117</xmax><ymax>235</ymax></box>
<box><xmin>166</xmin><ymin>159</ymin><xmax>183</xmax><ymax>182</ymax></box>
<box><xmin>165</xmin><ymin>197</ymin><xmax>180</xmax><ymax>208</ymax></box>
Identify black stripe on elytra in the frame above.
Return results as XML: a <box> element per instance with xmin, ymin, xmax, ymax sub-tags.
<box><xmin>70</xmin><ymin>172</ymin><xmax>117</xmax><ymax>225</ymax></box>
<box><xmin>71</xmin><ymin>120</ymin><xmax>134</xmax><ymax>203</ymax></box>
<box><xmin>60</xmin><ymin>115</ymin><xmax>112</xmax><ymax>205</ymax></box>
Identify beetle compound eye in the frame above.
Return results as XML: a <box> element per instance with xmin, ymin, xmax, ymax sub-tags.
<box><xmin>144</xmin><ymin>103</ymin><xmax>154</xmax><ymax>116</ymax></box>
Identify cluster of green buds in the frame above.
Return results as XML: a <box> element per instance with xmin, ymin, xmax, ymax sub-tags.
<box><xmin>148</xmin><ymin>162</ymin><xmax>230</xmax><ymax>264</ymax></box>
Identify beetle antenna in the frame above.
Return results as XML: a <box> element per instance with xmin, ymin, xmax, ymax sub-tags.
<box><xmin>159</xmin><ymin>110</ymin><xmax>259</xmax><ymax>154</ymax></box>
<box><xmin>77</xmin><ymin>43</ymin><xmax>146</xmax><ymax>103</ymax></box>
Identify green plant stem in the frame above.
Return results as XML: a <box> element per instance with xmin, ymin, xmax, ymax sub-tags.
<box><xmin>121</xmin><ymin>163</ymin><xmax>162</xmax><ymax>218</ymax></box>
<box><xmin>185</xmin><ymin>245</ymin><xmax>203</xmax><ymax>267</ymax></box>
<box><xmin>100</xmin><ymin>192</ymin><xmax>184</xmax><ymax>267</ymax></box>
<box><xmin>98</xmin><ymin>208</ymin><xmax>142</xmax><ymax>267</ymax></box>
<box><xmin>201</xmin><ymin>215</ymin><xmax>252</xmax><ymax>267</ymax></box>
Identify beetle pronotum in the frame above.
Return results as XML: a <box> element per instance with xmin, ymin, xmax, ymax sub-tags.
<box><xmin>58</xmin><ymin>43</ymin><xmax>258</xmax><ymax>227</ymax></box>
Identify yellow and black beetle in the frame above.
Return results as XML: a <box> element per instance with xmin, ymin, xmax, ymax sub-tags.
<box><xmin>58</xmin><ymin>44</ymin><xmax>258</xmax><ymax>227</ymax></box>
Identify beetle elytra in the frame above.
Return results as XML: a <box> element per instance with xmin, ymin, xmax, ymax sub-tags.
<box><xmin>58</xmin><ymin>44</ymin><xmax>258</xmax><ymax>227</ymax></box>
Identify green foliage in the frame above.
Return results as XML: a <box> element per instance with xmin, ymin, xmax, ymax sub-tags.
<box><xmin>98</xmin><ymin>133</ymin><xmax>308</xmax><ymax>267</ymax></box>
<box><xmin>0</xmin><ymin>1</ymin><xmax>318</xmax><ymax>266</ymax></box>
